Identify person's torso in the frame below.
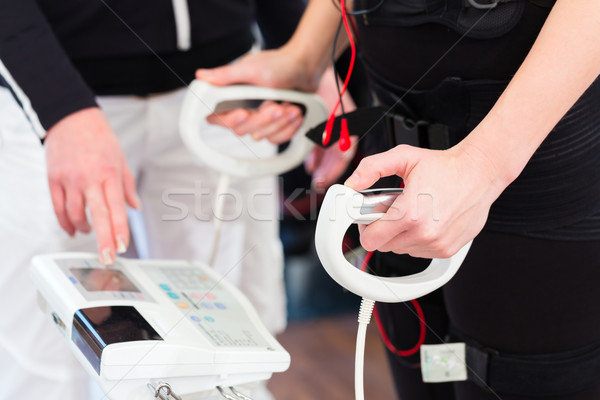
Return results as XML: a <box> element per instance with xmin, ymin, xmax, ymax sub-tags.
<box><xmin>355</xmin><ymin>0</ymin><xmax>600</xmax><ymax>240</ymax></box>
<box><xmin>36</xmin><ymin>0</ymin><xmax>255</xmax><ymax>58</ymax></box>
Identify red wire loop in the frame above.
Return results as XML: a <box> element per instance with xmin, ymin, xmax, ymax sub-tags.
<box><xmin>322</xmin><ymin>113</ymin><xmax>336</xmax><ymax>146</ymax></box>
<box><xmin>322</xmin><ymin>0</ymin><xmax>357</xmax><ymax>151</ymax></box>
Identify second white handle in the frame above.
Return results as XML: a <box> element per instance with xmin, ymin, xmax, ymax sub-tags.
<box><xmin>179</xmin><ymin>80</ymin><xmax>328</xmax><ymax>178</ymax></box>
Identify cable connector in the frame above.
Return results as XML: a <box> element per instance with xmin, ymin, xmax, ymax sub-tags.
<box><xmin>339</xmin><ymin>118</ymin><xmax>351</xmax><ymax>151</ymax></box>
<box><xmin>358</xmin><ymin>298</ymin><xmax>375</xmax><ymax>325</ymax></box>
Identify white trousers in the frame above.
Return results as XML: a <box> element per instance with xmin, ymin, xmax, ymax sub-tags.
<box><xmin>0</xmin><ymin>87</ymin><xmax>286</xmax><ymax>399</ymax></box>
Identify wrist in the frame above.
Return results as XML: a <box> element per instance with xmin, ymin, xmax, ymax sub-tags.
<box><xmin>280</xmin><ymin>0</ymin><xmax>343</xmax><ymax>89</ymax></box>
<box><xmin>45</xmin><ymin>107</ymin><xmax>110</xmax><ymax>143</ymax></box>
<box><xmin>458</xmin><ymin>116</ymin><xmax>534</xmax><ymax>195</ymax></box>
<box><xmin>280</xmin><ymin>41</ymin><xmax>326</xmax><ymax>91</ymax></box>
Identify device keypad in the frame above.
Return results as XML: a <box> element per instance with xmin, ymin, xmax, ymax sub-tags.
<box><xmin>146</xmin><ymin>265</ymin><xmax>269</xmax><ymax>348</ymax></box>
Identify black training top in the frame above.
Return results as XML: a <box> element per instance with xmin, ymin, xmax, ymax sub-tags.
<box><xmin>0</xmin><ymin>0</ymin><xmax>304</xmax><ymax>135</ymax></box>
<box><xmin>355</xmin><ymin>0</ymin><xmax>600</xmax><ymax>240</ymax></box>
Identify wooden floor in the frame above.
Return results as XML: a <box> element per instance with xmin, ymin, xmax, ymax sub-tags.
<box><xmin>267</xmin><ymin>314</ymin><xmax>397</xmax><ymax>400</ymax></box>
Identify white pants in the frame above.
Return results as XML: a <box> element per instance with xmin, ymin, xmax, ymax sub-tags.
<box><xmin>0</xmin><ymin>87</ymin><xmax>286</xmax><ymax>399</ymax></box>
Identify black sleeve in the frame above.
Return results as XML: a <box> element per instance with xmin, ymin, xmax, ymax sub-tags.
<box><xmin>0</xmin><ymin>0</ymin><xmax>97</xmax><ymax>138</ymax></box>
<box><xmin>254</xmin><ymin>0</ymin><xmax>306</xmax><ymax>49</ymax></box>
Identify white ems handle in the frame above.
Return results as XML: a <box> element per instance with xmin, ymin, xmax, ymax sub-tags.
<box><xmin>315</xmin><ymin>184</ymin><xmax>472</xmax><ymax>303</ymax></box>
<box><xmin>180</xmin><ymin>80</ymin><xmax>328</xmax><ymax>178</ymax></box>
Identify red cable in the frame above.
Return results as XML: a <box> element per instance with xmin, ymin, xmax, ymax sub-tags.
<box><xmin>360</xmin><ymin>249</ymin><xmax>374</xmax><ymax>270</ymax></box>
<box><xmin>361</xmin><ymin>251</ymin><xmax>427</xmax><ymax>357</ymax></box>
<box><xmin>322</xmin><ymin>0</ymin><xmax>357</xmax><ymax>150</ymax></box>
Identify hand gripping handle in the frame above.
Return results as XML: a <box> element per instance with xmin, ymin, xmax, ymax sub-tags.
<box><xmin>315</xmin><ymin>184</ymin><xmax>472</xmax><ymax>303</ymax></box>
<box><xmin>179</xmin><ymin>80</ymin><xmax>328</xmax><ymax>178</ymax></box>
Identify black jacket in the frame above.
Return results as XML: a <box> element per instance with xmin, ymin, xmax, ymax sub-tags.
<box><xmin>0</xmin><ymin>0</ymin><xmax>304</xmax><ymax>137</ymax></box>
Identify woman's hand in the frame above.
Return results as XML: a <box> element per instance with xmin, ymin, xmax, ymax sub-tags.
<box><xmin>196</xmin><ymin>47</ymin><xmax>316</xmax><ymax>144</ymax></box>
<box><xmin>45</xmin><ymin>107</ymin><xmax>140</xmax><ymax>265</ymax></box>
<box><xmin>345</xmin><ymin>143</ymin><xmax>505</xmax><ymax>258</ymax></box>
<box><xmin>205</xmin><ymin>100</ymin><xmax>304</xmax><ymax>145</ymax></box>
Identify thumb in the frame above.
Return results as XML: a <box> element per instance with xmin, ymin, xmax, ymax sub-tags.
<box><xmin>196</xmin><ymin>60</ymin><xmax>259</xmax><ymax>86</ymax></box>
<box><xmin>344</xmin><ymin>145</ymin><xmax>416</xmax><ymax>191</ymax></box>
<box><xmin>196</xmin><ymin>64</ymin><xmax>240</xmax><ymax>86</ymax></box>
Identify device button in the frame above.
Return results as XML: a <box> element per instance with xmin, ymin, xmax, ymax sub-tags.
<box><xmin>190</xmin><ymin>315</ymin><xmax>201</xmax><ymax>322</ymax></box>
<box><xmin>176</xmin><ymin>301</ymin><xmax>190</xmax><ymax>309</ymax></box>
<box><xmin>68</xmin><ymin>276</ymin><xmax>78</xmax><ymax>284</ymax></box>
<box><xmin>204</xmin><ymin>316</ymin><xmax>215</xmax><ymax>322</ymax></box>
<box><xmin>159</xmin><ymin>284</ymin><xmax>171</xmax><ymax>291</ymax></box>
<box><xmin>167</xmin><ymin>292</ymin><xmax>180</xmax><ymax>299</ymax></box>
<box><xmin>205</xmin><ymin>293</ymin><xmax>216</xmax><ymax>300</ymax></box>
<box><xmin>201</xmin><ymin>302</ymin><xmax>214</xmax><ymax>309</ymax></box>
<box><xmin>214</xmin><ymin>302</ymin><xmax>226</xmax><ymax>310</ymax></box>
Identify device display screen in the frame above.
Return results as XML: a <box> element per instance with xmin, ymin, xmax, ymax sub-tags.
<box><xmin>72</xmin><ymin>306</ymin><xmax>163</xmax><ymax>374</ymax></box>
<box><xmin>70</xmin><ymin>268</ymin><xmax>140</xmax><ymax>292</ymax></box>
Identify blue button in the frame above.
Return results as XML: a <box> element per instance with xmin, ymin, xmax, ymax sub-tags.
<box><xmin>201</xmin><ymin>302</ymin><xmax>214</xmax><ymax>309</ymax></box>
<box><xmin>68</xmin><ymin>276</ymin><xmax>78</xmax><ymax>284</ymax></box>
<box><xmin>159</xmin><ymin>284</ymin><xmax>171</xmax><ymax>291</ymax></box>
<box><xmin>214</xmin><ymin>302</ymin><xmax>226</xmax><ymax>310</ymax></box>
<box><xmin>167</xmin><ymin>292</ymin><xmax>180</xmax><ymax>299</ymax></box>
<box><xmin>190</xmin><ymin>315</ymin><xmax>201</xmax><ymax>322</ymax></box>
<box><xmin>204</xmin><ymin>316</ymin><xmax>215</xmax><ymax>322</ymax></box>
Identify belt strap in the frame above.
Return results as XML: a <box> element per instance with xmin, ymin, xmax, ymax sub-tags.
<box><xmin>304</xmin><ymin>106</ymin><xmax>451</xmax><ymax>150</ymax></box>
<box><xmin>369</xmin><ymin>75</ymin><xmax>507</xmax><ymax>142</ymax></box>
<box><xmin>304</xmin><ymin>106</ymin><xmax>389</xmax><ymax>148</ymax></box>
<box><xmin>454</xmin><ymin>329</ymin><xmax>600</xmax><ymax>396</ymax></box>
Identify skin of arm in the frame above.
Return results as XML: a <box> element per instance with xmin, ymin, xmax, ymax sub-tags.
<box><xmin>345</xmin><ymin>0</ymin><xmax>600</xmax><ymax>258</ymax></box>
<box><xmin>196</xmin><ymin>0</ymin><xmax>346</xmax><ymax>90</ymax></box>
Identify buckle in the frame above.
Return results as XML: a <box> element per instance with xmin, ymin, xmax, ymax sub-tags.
<box><xmin>391</xmin><ymin>115</ymin><xmax>450</xmax><ymax>150</ymax></box>
<box><xmin>465</xmin><ymin>0</ymin><xmax>499</xmax><ymax>9</ymax></box>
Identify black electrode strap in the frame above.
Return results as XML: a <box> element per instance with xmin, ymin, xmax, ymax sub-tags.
<box><xmin>452</xmin><ymin>328</ymin><xmax>600</xmax><ymax>396</ymax></box>
<box><xmin>305</xmin><ymin>106</ymin><xmax>452</xmax><ymax>150</ymax></box>
<box><xmin>305</xmin><ymin>106</ymin><xmax>390</xmax><ymax>148</ymax></box>
<box><xmin>372</xmin><ymin>74</ymin><xmax>509</xmax><ymax>139</ymax></box>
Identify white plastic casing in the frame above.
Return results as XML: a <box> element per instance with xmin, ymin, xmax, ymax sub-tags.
<box><xmin>30</xmin><ymin>253</ymin><xmax>290</xmax><ymax>400</ymax></box>
<box><xmin>315</xmin><ymin>184</ymin><xmax>472</xmax><ymax>303</ymax></box>
<box><xmin>179</xmin><ymin>80</ymin><xmax>328</xmax><ymax>178</ymax></box>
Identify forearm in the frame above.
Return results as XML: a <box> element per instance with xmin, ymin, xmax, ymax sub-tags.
<box><xmin>283</xmin><ymin>0</ymin><xmax>349</xmax><ymax>82</ymax></box>
<box><xmin>463</xmin><ymin>0</ymin><xmax>600</xmax><ymax>190</ymax></box>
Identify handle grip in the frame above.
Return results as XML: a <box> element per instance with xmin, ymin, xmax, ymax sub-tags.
<box><xmin>315</xmin><ymin>184</ymin><xmax>472</xmax><ymax>303</ymax></box>
<box><xmin>179</xmin><ymin>80</ymin><xmax>328</xmax><ymax>178</ymax></box>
